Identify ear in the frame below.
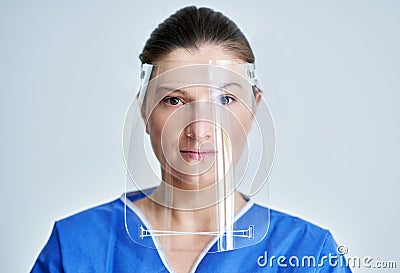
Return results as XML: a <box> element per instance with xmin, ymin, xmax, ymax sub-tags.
<box><xmin>141</xmin><ymin>104</ymin><xmax>150</xmax><ymax>135</ymax></box>
<box><xmin>255</xmin><ymin>89</ymin><xmax>262</xmax><ymax>106</ymax></box>
<box><xmin>252</xmin><ymin>86</ymin><xmax>263</xmax><ymax>110</ymax></box>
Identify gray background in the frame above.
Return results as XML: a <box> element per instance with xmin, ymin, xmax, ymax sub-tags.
<box><xmin>1</xmin><ymin>1</ymin><xmax>399</xmax><ymax>272</ymax></box>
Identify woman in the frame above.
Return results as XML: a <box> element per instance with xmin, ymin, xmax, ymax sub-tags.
<box><xmin>32</xmin><ymin>6</ymin><xmax>351</xmax><ymax>273</ymax></box>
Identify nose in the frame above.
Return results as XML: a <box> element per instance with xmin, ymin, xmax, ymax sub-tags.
<box><xmin>185</xmin><ymin>121</ymin><xmax>214</xmax><ymax>141</ymax></box>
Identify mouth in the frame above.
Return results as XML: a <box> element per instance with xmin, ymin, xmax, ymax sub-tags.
<box><xmin>180</xmin><ymin>150</ymin><xmax>217</xmax><ymax>161</ymax></box>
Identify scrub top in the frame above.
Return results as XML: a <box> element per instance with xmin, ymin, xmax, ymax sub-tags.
<box><xmin>31</xmin><ymin>191</ymin><xmax>352</xmax><ymax>272</ymax></box>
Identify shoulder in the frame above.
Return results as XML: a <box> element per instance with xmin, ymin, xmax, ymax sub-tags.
<box><xmin>31</xmin><ymin>198</ymin><xmax>126</xmax><ymax>272</ymax></box>
<box><xmin>56</xmin><ymin>197</ymin><xmax>124</xmax><ymax>232</ymax></box>
<box><xmin>251</xmin><ymin>203</ymin><xmax>336</xmax><ymax>253</ymax></box>
<box><xmin>252</xmin><ymin>203</ymin><xmax>330</xmax><ymax>235</ymax></box>
<box><xmin>249</xmin><ymin>203</ymin><xmax>329</xmax><ymax>230</ymax></box>
<box><xmin>248</xmin><ymin>204</ymin><xmax>352</xmax><ymax>271</ymax></box>
<box><xmin>54</xmin><ymin>197</ymin><xmax>134</xmax><ymax>269</ymax></box>
<box><xmin>269</xmin><ymin>206</ymin><xmax>329</xmax><ymax>234</ymax></box>
<box><xmin>50</xmin><ymin>196</ymin><xmax>131</xmax><ymax>259</ymax></box>
<box><xmin>32</xmin><ymin>195</ymin><xmax>158</xmax><ymax>272</ymax></box>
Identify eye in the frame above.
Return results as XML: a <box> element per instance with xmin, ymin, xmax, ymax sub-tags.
<box><xmin>215</xmin><ymin>95</ymin><xmax>236</xmax><ymax>106</ymax></box>
<box><xmin>163</xmin><ymin>97</ymin><xmax>183</xmax><ymax>106</ymax></box>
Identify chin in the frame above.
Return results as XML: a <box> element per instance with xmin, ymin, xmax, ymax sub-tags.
<box><xmin>168</xmin><ymin>171</ymin><xmax>218</xmax><ymax>190</ymax></box>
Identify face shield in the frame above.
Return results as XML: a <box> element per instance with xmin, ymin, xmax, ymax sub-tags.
<box><xmin>122</xmin><ymin>61</ymin><xmax>275</xmax><ymax>253</ymax></box>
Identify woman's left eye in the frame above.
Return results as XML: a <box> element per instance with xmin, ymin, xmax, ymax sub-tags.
<box><xmin>215</xmin><ymin>95</ymin><xmax>235</xmax><ymax>105</ymax></box>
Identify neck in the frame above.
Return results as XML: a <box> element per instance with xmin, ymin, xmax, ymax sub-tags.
<box><xmin>134</xmin><ymin>187</ymin><xmax>247</xmax><ymax>232</ymax></box>
<box><xmin>167</xmin><ymin>190</ymin><xmax>247</xmax><ymax>232</ymax></box>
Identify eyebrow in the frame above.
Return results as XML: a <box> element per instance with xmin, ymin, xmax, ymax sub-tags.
<box><xmin>156</xmin><ymin>86</ymin><xmax>187</xmax><ymax>95</ymax></box>
<box><xmin>157</xmin><ymin>83</ymin><xmax>242</xmax><ymax>93</ymax></box>
<box><xmin>218</xmin><ymin>83</ymin><xmax>242</xmax><ymax>91</ymax></box>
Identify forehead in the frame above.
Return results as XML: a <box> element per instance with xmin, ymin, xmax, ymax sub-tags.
<box><xmin>155</xmin><ymin>45</ymin><xmax>242</xmax><ymax>65</ymax></box>
<box><xmin>148</xmin><ymin>64</ymin><xmax>252</xmax><ymax>91</ymax></box>
<box><xmin>140</xmin><ymin>61</ymin><xmax>257</xmax><ymax>106</ymax></box>
<box><xmin>146</xmin><ymin>45</ymin><xmax>253</xmax><ymax>85</ymax></box>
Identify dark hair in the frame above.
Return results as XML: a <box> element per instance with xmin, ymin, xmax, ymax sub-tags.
<box><xmin>140</xmin><ymin>6</ymin><xmax>255</xmax><ymax>64</ymax></box>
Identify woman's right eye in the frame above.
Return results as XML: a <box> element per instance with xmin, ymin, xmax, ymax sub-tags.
<box><xmin>163</xmin><ymin>97</ymin><xmax>183</xmax><ymax>106</ymax></box>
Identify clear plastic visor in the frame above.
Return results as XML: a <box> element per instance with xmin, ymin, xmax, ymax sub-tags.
<box><xmin>123</xmin><ymin>63</ymin><xmax>275</xmax><ymax>253</ymax></box>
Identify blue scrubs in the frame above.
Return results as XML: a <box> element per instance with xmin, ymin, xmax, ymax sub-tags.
<box><xmin>31</xmin><ymin>191</ymin><xmax>352</xmax><ymax>272</ymax></box>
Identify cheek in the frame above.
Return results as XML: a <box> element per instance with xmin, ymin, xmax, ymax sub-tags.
<box><xmin>229</xmin><ymin>110</ymin><xmax>254</xmax><ymax>160</ymax></box>
<box><xmin>148</xmin><ymin>108</ymin><xmax>180</xmax><ymax>161</ymax></box>
<box><xmin>148</xmin><ymin>112</ymin><xmax>165</xmax><ymax>159</ymax></box>
<box><xmin>229</xmin><ymin>106</ymin><xmax>254</xmax><ymax>136</ymax></box>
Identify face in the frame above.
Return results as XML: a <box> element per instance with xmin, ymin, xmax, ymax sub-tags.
<box><xmin>142</xmin><ymin>45</ymin><xmax>262</xmax><ymax>189</ymax></box>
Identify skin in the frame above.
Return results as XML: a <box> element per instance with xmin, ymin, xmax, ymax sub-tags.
<box><xmin>133</xmin><ymin>45</ymin><xmax>262</xmax><ymax>273</ymax></box>
<box><xmin>143</xmin><ymin>45</ymin><xmax>261</xmax><ymax>189</ymax></box>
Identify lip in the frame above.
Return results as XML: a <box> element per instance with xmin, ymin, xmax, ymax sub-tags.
<box><xmin>180</xmin><ymin>150</ymin><xmax>217</xmax><ymax>161</ymax></box>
